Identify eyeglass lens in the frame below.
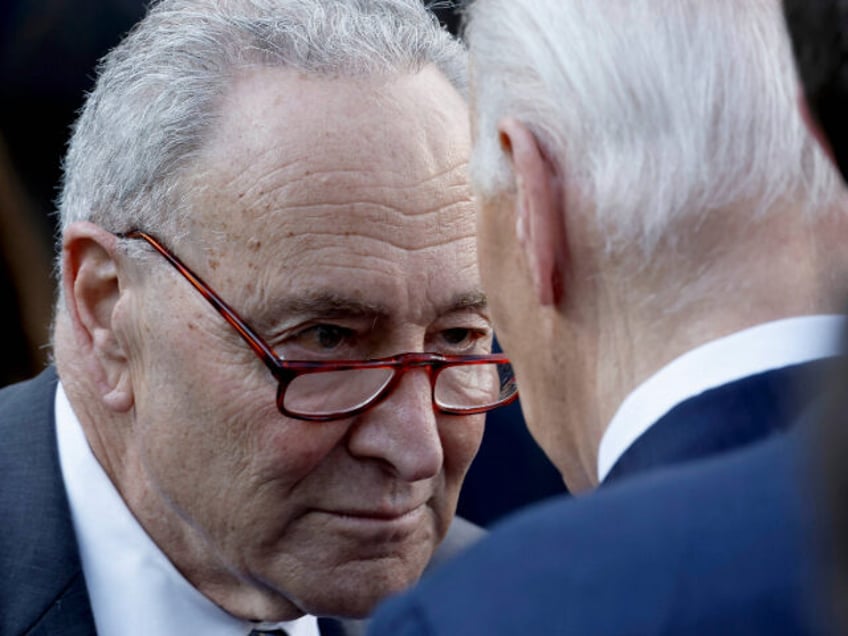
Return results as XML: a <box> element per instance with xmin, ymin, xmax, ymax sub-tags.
<box><xmin>281</xmin><ymin>362</ymin><xmax>514</xmax><ymax>417</ymax></box>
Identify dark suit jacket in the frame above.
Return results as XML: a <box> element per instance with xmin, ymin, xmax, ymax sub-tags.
<box><xmin>0</xmin><ymin>368</ymin><xmax>482</xmax><ymax>636</ymax></box>
<box><xmin>604</xmin><ymin>360</ymin><xmax>830</xmax><ymax>483</ymax></box>
<box><xmin>367</xmin><ymin>429</ymin><xmax>826</xmax><ymax>635</ymax></box>
<box><xmin>365</xmin><ymin>361</ymin><xmax>836</xmax><ymax>636</ymax></box>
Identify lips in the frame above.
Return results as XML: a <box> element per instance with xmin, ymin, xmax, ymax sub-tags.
<box><xmin>314</xmin><ymin>489</ymin><xmax>433</xmax><ymax>520</ymax></box>
<box><xmin>322</xmin><ymin>503</ymin><xmax>427</xmax><ymax>522</ymax></box>
<box><xmin>308</xmin><ymin>502</ymin><xmax>432</xmax><ymax>541</ymax></box>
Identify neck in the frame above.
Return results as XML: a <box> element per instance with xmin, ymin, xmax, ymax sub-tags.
<box><xmin>560</xmin><ymin>199</ymin><xmax>848</xmax><ymax>490</ymax></box>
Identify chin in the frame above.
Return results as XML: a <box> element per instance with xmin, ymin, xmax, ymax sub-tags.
<box><xmin>300</xmin><ymin>590</ymin><xmax>394</xmax><ymax>620</ymax></box>
<box><xmin>299</xmin><ymin>562</ymin><xmax>429</xmax><ymax>619</ymax></box>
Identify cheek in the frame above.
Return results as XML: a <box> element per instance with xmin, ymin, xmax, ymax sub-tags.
<box><xmin>251</xmin><ymin>419</ymin><xmax>352</xmax><ymax>490</ymax></box>
<box><xmin>135</xmin><ymin>384</ymin><xmax>266</xmax><ymax>512</ymax></box>
<box><xmin>127</xmin><ymin>328</ymin><xmax>296</xmax><ymax>526</ymax></box>
<box><xmin>438</xmin><ymin>414</ymin><xmax>485</xmax><ymax>490</ymax></box>
<box><xmin>136</xmin><ymin>382</ymin><xmax>352</xmax><ymax>561</ymax></box>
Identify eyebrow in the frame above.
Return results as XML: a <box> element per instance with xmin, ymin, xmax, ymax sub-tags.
<box><xmin>257</xmin><ymin>290</ymin><xmax>489</xmax><ymax>331</ymax></box>
<box><xmin>446</xmin><ymin>290</ymin><xmax>489</xmax><ymax>314</ymax></box>
<box><xmin>276</xmin><ymin>292</ymin><xmax>389</xmax><ymax>320</ymax></box>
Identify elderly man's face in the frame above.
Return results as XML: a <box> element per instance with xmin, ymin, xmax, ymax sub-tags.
<box><xmin>120</xmin><ymin>67</ymin><xmax>484</xmax><ymax>619</ymax></box>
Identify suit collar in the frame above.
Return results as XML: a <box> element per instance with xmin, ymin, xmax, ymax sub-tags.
<box><xmin>603</xmin><ymin>359</ymin><xmax>833</xmax><ymax>484</ymax></box>
<box><xmin>598</xmin><ymin>315</ymin><xmax>843</xmax><ymax>481</ymax></box>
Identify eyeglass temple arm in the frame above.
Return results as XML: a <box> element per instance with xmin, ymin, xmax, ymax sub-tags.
<box><xmin>118</xmin><ymin>230</ymin><xmax>281</xmax><ymax>368</ymax></box>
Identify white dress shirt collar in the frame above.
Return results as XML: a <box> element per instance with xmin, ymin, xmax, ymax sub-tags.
<box><xmin>55</xmin><ymin>383</ymin><xmax>319</xmax><ymax>636</ymax></box>
<box><xmin>597</xmin><ymin>315</ymin><xmax>844</xmax><ymax>483</ymax></box>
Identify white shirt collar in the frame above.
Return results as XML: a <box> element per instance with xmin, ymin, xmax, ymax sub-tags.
<box><xmin>597</xmin><ymin>315</ymin><xmax>844</xmax><ymax>482</ymax></box>
<box><xmin>55</xmin><ymin>383</ymin><xmax>320</xmax><ymax>636</ymax></box>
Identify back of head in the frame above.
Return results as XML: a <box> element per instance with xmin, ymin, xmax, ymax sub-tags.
<box><xmin>58</xmin><ymin>0</ymin><xmax>466</xmax><ymax>258</ymax></box>
<box><xmin>467</xmin><ymin>0</ymin><xmax>839</xmax><ymax>256</ymax></box>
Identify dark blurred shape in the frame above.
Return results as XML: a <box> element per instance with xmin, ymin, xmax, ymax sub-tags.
<box><xmin>459</xmin><ymin>339</ymin><xmax>567</xmax><ymax>527</ymax></box>
<box><xmin>458</xmin><ymin>397</ymin><xmax>566</xmax><ymax>526</ymax></box>
<box><xmin>0</xmin><ymin>133</ymin><xmax>54</xmax><ymax>385</ymax></box>
<box><xmin>0</xmin><ymin>1</ymin><xmax>147</xmax><ymax>387</ymax></box>
<box><xmin>429</xmin><ymin>2</ymin><xmax>462</xmax><ymax>36</ymax></box>
<box><xmin>0</xmin><ymin>1</ymin><xmax>147</xmax><ymax>229</ymax></box>
<box><xmin>783</xmin><ymin>0</ymin><xmax>848</xmax><ymax>182</ymax></box>
<box><xmin>783</xmin><ymin>1</ymin><xmax>848</xmax><ymax>632</ymax></box>
<box><xmin>812</xmin><ymin>334</ymin><xmax>848</xmax><ymax>634</ymax></box>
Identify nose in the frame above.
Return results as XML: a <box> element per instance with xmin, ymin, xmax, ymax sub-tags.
<box><xmin>346</xmin><ymin>367</ymin><xmax>443</xmax><ymax>482</ymax></box>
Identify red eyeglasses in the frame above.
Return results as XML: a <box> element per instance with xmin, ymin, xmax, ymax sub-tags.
<box><xmin>116</xmin><ymin>230</ymin><xmax>518</xmax><ymax>421</ymax></box>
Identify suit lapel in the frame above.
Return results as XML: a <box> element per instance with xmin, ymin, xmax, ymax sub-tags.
<box><xmin>0</xmin><ymin>368</ymin><xmax>97</xmax><ymax>635</ymax></box>
<box><xmin>25</xmin><ymin>573</ymin><xmax>96</xmax><ymax>636</ymax></box>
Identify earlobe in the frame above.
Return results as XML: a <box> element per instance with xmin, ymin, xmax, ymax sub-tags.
<box><xmin>62</xmin><ymin>222</ymin><xmax>134</xmax><ymax>412</ymax></box>
<box><xmin>497</xmin><ymin>118</ymin><xmax>567</xmax><ymax>307</ymax></box>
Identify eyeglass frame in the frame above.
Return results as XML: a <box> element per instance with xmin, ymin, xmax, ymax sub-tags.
<box><xmin>114</xmin><ymin>229</ymin><xmax>519</xmax><ymax>421</ymax></box>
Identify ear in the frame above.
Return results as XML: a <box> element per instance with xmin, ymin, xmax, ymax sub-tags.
<box><xmin>497</xmin><ymin>117</ymin><xmax>567</xmax><ymax>307</ymax></box>
<box><xmin>61</xmin><ymin>221</ymin><xmax>134</xmax><ymax>412</ymax></box>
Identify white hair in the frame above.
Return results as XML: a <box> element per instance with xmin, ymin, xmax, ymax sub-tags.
<box><xmin>58</xmin><ymin>0</ymin><xmax>466</xmax><ymax>252</ymax></box>
<box><xmin>466</xmin><ymin>0</ymin><xmax>840</xmax><ymax>255</ymax></box>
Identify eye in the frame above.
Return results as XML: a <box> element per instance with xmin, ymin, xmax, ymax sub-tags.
<box><xmin>312</xmin><ymin>325</ymin><xmax>349</xmax><ymax>349</ymax></box>
<box><xmin>282</xmin><ymin>324</ymin><xmax>358</xmax><ymax>356</ymax></box>
<box><xmin>434</xmin><ymin>327</ymin><xmax>491</xmax><ymax>354</ymax></box>
<box><xmin>441</xmin><ymin>328</ymin><xmax>473</xmax><ymax>346</ymax></box>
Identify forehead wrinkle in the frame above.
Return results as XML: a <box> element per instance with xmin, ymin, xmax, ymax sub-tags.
<box><xmin>196</xmin><ymin>148</ymin><xmax>472</xmax><ymax>224</ymax></box>
<box><xmin>241</xmin><ymin>155</ymin><xmax>471</xmax><ymax>200</ymax></box>
<box><xmin>412</xmin><ymin>161</ymin><xmax>470</xmax><ymax>191</ymax></box>
<box><xmin>289</xmin><ymin>183</ymin><xmax>469</xmax><ymax>216</ymax></box>
<box><xmin>223</xmin><ymin>157</ymin><xmax>305</xmax><ymax>201</ymax></box>
<box><xmin>328</xmin><ymin>160</ymin><xmax>470</xmax><ymax>191</ymax></box>
<box><xmin>202</xmin><ymin>172</ymin><xmax>473</xmax><ymax>238</ymax></box>
<box><xmin>270</xmin><ymin>194</ymin><xmax>476</xmax><ymax>243</ymax></box>
<box><xmin>286</xmin><ymin>228</ymin><xmax>476</xmax><ymax>256</ymax></box>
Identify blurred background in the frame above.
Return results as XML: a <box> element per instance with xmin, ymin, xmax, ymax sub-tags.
<box><xmin>0</xmin><ymin>0</ymin><xmax>565</xmax><ymax>525</ymax></box>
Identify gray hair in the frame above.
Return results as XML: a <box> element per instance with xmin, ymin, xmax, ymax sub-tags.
<box><xmin>58</xmin><ymin>0</ymin><xmax>466</xmax><ymax>250</ymax></box>
<box><xmin>466</xmin><ymin>0</ymin><xmax>841</xmax><ymax>255</ymax></box>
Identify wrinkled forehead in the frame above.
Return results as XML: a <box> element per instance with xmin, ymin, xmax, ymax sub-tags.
<box><xmin>182</xmin><ymin>66</ymin><xmax>471</xmax><ymax>231</ymax></box>
<box><xmin>172</xmin><ymin>65</ymin><xmax>480</xmax><ymax>324</ymax></box>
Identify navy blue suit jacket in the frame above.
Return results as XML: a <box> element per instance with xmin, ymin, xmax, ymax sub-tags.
<box><xmin>366</xmin><ymin>362</ymin><xmax>833</xmax><ymax>636</ymax></box>
<box><xmin>367</xmin><ymin>429</ymin><xmax>825</xmax><ymax>635</ymax></box>
<box><xmin>0</xmin><ymin>369</ymin><xmax>482</xmax><ymax>636</ymax></box>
